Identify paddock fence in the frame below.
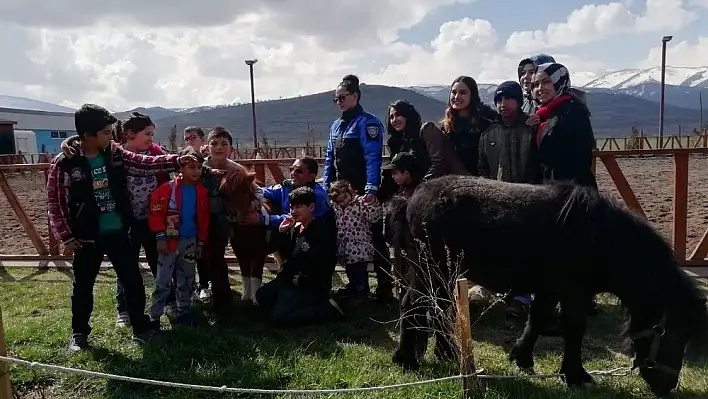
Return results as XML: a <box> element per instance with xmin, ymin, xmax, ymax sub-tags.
<box><xmin>1</xmin><ymin>146</ymin><xmax>707</xmax><ymax>277</ymax></box>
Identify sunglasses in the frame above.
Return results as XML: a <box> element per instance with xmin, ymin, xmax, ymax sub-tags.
<box><xmin>333</xmin><ymin>93</ymin><xmax>353</xmax><ymax>104</ymax></box>
<box><xmin>289</xmin><ymin>166</ymin><xmax>305</xmax><ymax>174</ymax></box>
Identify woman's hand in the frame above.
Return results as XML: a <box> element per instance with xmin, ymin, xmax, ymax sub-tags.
<box><xmin>526</xmin><ymin>115</ymin><xmax>540</xmax><ymax>126</ymax></box>
<box><xmin>279</xmin><ymin>215</ymin><xmax>295</xmax><ymax>232</ymax></box>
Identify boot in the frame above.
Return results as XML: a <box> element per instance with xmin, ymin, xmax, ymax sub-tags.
<box><xmin>249</xmin><ymin>278</ymin><xmax>262</xmax><ymax>305</ymax></box>
<box><xmin>241</xmin><ymin>275</ymin><xmax>252</xmax><ymax>301</ymax></box>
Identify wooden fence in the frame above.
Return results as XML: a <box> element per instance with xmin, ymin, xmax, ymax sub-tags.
<box><xmin>0</xmin><ymin>147</ymin><xmax>707</xmax><ymax>277</ymax></box>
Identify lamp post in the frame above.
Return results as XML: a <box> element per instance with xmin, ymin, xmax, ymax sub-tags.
<box><xmin>245</xmin><ymin>59</ymin><xmax>258</xmax><ymax>150</ymax></box>
<box><xmin>659</xmin><ymin>36</ymin><xmax>672</xmax><ymax>141</ymax></box>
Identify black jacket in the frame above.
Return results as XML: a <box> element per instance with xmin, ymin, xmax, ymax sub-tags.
<box><xmin>537</xmin><ymin>99</ymin><xmax>597</xmax><ymax>189</ymax></box>
<box><xmin>445</xmin><ymin>104</ymin><xmax>497</xmax><ymax>176</ymax></box>
<box><xmin>276</xmin><ymin>215</ymin><xmax>337</xmax><ymax>296</ymax></box>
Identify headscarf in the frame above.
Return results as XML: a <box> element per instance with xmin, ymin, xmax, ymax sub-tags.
<box><xmin>536</xmin><ymin>62</ymin><xmax>571</xmax><ymax>98</ymax></box>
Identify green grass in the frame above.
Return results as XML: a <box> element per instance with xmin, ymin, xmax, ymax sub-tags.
<box><xmin>0</xmin><ymin>267</ymin><xmax>706</xmax><ymax>399</ymax></box>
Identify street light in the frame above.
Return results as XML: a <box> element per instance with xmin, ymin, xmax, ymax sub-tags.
<box><xmin>659</xmin><ymin>35</ymin><xmax>672</xmax><ymax>141</ymax></box>
<box><xmin>245</xmin><ymin>59</ymin><xmax>258</xmax><ymax>150</ymax></box>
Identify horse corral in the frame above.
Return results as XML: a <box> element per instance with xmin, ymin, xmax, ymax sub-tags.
<box><xmin>1</xmin><ymin>146</ymin><xmax>708</xmax><ymax>276</ymax></box>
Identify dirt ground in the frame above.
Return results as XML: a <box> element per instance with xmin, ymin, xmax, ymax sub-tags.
<box><xmin>1</xmin><ymin>156</ymin><xmax>707</xmax><ymax>257</ymax></box>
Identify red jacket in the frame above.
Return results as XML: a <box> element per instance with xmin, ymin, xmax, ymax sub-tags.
<box><xmin>149</xmin><ymin>176</ymin><xmax>210</xmax><ymax>252</ymax></box>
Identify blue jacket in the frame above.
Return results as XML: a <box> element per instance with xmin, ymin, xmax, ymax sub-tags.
<box><xmin>261</xmin><ymin>180</ymin><xmax>331</xmax><ymax>229</ymax></box>
<box><xmin>322</xmin><ymin>105</ymin><xmax>384</xmax><ymax>194</ymax></box>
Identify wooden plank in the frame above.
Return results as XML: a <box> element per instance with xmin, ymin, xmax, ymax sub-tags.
<box><xmin>689</xmin><ymin>227</ymin><xmax>708</xmax><ymax>261</ymax></box>
<box><xmin>0</xmin><ymin>170</ymin><xmax>48</xmax><ymax>255</ymax></box>
<box><xmin>672</xmin><ymin>153</ymin><xmax>689</xmax><ymax>261</ymax></box>
<box><xmin>44</xmin><ymin>169</ymin><xmax>59</xmax><ymax>256</ymax></box>
<box><xmin>0</xmin><ymin>305</ymin><xmax>12</xmax><ymax>399</ymax></box>
<box><xmin>599</xmin><ymin>155</ymin><xmax>646</xmax><ymax>218</ymax></box>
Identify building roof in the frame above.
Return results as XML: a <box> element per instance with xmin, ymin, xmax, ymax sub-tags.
<box><xmin>0</xmin><ymin>95</ymin><xmax>75</xmax><ymax>114</ymax></box>
<box><xmin>0</xmin><ymin>119</ymin><xmax>18</xmax><ymax>125</ymax></box>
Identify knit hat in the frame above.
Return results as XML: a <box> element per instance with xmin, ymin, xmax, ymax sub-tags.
<box><xmin>493</xmin><ymin>81</ymin><xmax>523</xmax><ymax>106</ymax></box>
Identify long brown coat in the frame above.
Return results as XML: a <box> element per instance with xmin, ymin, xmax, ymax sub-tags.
<box><xmin>419</xmin><ymin>122</ymin><xmax>468</xmax><ymax>179</ymax></box>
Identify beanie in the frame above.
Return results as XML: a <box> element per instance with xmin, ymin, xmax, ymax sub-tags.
<box><xmin>493</xmin><ymin>81</ymin><xmax>523</xmax><ymax>106</ymax></box>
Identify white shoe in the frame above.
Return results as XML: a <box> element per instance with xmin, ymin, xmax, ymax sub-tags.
<box><xmin>241</xmin><ymin>275</ymin><xmax>252</xmax><ymax>301</ymax></box>
<box><xmin>249</xmin><ymin>278</ymin><xmax>262</xmax><ymax>305</ymax></box>
<box><xmin>198</xmin><ymin>288</ymin><xmax>211</xmax><ymax>301</ymax></box>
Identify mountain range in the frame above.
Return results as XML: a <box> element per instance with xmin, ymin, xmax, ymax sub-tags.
<box><xmin>2</xmin><ymin>66</ymin><xmax>706</xmax><ymax>146</ymax></box>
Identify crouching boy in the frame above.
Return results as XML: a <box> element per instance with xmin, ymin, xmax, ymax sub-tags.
<box><xmin>148</xmin><ymin>148</ymin><xmax>210</xmax><ymax>326</ymax></box>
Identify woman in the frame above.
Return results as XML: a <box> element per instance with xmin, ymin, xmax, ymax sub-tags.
<box><xmin>322</xmin><ymin>74</ymin><xmax>392</xmax><ymax>302</ymax></box>
<box><xmin>532</xmin><ymin>63</ymin><xmax>597</xmax><ymax>188</ymax></box>
<box><xmin>379</xmin><ymin>100</ymin><xmax>467</xmax><ymax>200</ymax></box>
<box><xmin>440</xmin><ymin>76</ymin><xmax>498</xmax><ymax>176</ymax></box>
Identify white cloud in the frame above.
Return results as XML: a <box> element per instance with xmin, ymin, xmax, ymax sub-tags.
<box><xmin>0</xmin><ymin>1</ymin><xmax>703</xmax><ymax>111</ymax></box>
<box><xmin>505</xmin><ymin>0</ymin><xmax>697</xmax><ymax>53</ymax></box>
<box><xmin>640</xmin><ymin>36</ymin><xmax>708</xmax><ymax>67</ymax></box>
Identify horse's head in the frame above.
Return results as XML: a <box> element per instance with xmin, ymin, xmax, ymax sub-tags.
<box><xmin>383</xmin><ymin>195</ymin><xmax>410</xmax><ymax>249</ymax></box>
<box><xmin>219</xmin><ymin>166</ymin><xmax>257</xmax><ymax>214</ymax></box>
<box><xmin>620</xmin><ymin>271</ymin><xmax>708</xmax><ymax>396</ymax></box>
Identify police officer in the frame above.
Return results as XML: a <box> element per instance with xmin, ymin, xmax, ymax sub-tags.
<box><xmin>322</xmin><ymin>74</ymin><xmax>392</xmax><ymax>301</ymax></box>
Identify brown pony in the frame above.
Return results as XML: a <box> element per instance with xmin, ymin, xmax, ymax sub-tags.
<box><xmin>219</xmin><ymin>165</ymin><xmax>271</xmax><ymax>304</ymax></box>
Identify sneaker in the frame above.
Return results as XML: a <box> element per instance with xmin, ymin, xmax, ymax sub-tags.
<box><xmin>133</xmin><ymin>322</ymin><xmax>161</xmax><ymax>345</ymax></box>
<box><xmin>329</xmin><ymin>298</ymin><xmax>345</xmax><ymax>316</ymax></box>
<box><xmin>505</xmin><ymin>300</ymin><xmax>529</xmax><ymax>319</ymax></box>
<box><xmin>115</xmin><ymin>312</ymin><xmax>131</xmax><ymax>328</ymax></box>
<box><xmin>198</xmin><ymin>288</ymin><xmax>211</xmax><ymax>301</ymax></box>
<box><xmin>68</xmin><ymin>333</ymin><xmax>89</xmax><ymax>352</ymax></box>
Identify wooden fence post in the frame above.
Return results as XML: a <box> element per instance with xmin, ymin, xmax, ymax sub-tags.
<box><xmin>0</xmin><ymin>305</ymin><xmax>12</xmax><ymax>399</ymax></box>
<box><xmin>454</xmin><ymin>278</ymin><xmax>477</xmax><ymax>397</ymax></box>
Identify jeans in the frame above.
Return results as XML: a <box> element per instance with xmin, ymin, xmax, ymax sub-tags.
<box><xmin>204</xmin><ymin>223</ymin><xmax>232</xmax><ymax>312</ymax></box>
<box><xmin>71</xmin><ymin>230</ymin><xmax>152</xmax><ymax>335</ymax></box>
<box><xmin>150</xmin><ymin>237</ymin><xmax>197</xmax><ymax>319</ymax></box>
<box><xmin>116</xmin><ymin>219</ymin><xmax>162</xmax><ymax>314</ymax></box>
<box><xmin>255</xmin><ymin>278</ymin><xmax>338</xmax><ymax>327</ymax></box>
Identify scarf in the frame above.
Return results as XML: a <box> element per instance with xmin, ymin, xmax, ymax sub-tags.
<box><xmin>535</xmin><ymin>94</ymin><xmax>572</xmax><ymax>145</ymax></box>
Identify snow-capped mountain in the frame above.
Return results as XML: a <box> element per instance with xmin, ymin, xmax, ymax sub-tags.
<box><xmin>583</xmin><ymin>66</ymin><xmax>708</xmax><ymax>89</ymax></box>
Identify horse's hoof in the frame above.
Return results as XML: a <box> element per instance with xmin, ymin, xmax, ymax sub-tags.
<box><xmin>392</xmin><ymin>352</ymin><xmax>420</xmax><ymax>371</ymax></box>
<box><xmin>560</xmin><ymin>367</ymin><xmax>595</xmax><ymax>388</ymax></box>
<box><xmin>509</xmin><ymin>346</ymin><xmax>534</xmax><ymax>370</ymax></box>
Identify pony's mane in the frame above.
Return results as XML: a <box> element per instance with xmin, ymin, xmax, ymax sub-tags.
<box><xmin>220</xmin><ymin>166</ymin><xmax>259</xmax><ymax>214</ymax></box>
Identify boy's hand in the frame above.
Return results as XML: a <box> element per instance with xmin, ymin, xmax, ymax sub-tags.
<box><xmin>279</xmin><ymin>215</ymin><xmax>295</xmax><ymax>232</ymax></box>
<box><xmin>62</xmin><ymin>239</ymin><xmax>82</xmax><ymax>255</ymax></box>
<box><xmin>178</xmin><ymin>154</ymin><xmax>200</xmax><ymax>166</ymax></box>
<box><xmin>157</xmin><ymin>241</ymin><xmax>169</xmax><ymax>255</ymax></box>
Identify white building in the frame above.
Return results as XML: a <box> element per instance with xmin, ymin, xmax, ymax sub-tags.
<box><xmin>0</xmin><ymin>95</ymin><xmax>76</xmax><ymax>156</ymax></box>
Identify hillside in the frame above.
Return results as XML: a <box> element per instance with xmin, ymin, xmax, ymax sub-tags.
<box><xmin>151</xmin><ymin>85</ymin><xmax>447</xmax><ymax>146</ymax></box>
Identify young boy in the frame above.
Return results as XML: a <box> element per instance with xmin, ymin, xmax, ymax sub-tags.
<box><xmin>381</xmin><ymin>152</ymin><xmax>421</xmax><ymax>198</ymax></box>
<box><xmin>329</xmin><ymin>180</ymin><xmax>382</xmax><ymax>305</ymax></box>
<box><xmin>201</xmin><ymin>127</ymin><xmax>243</xmax><ymax>312</ymax></box>
<box><xmin>148</xmin><ymin>148</ymin><xmax>210</xmax><ymax>326</ymax></box>
<box><xmin>184</xmin><ymin>126</ymin><xmax>209</xmax><ymax>157</ymax></box>
<box><xmin>478</xmin><ymin>81</ymin><xmax>539</xmax><ymax>317</ymax></box>
<box><xmin>255</xmin><ymin>186</ymin><xmax>342</xmax><ymax>326</ymax></box>
<box><xmin>47</xmin><ymin>104</ymin><xmax>193</xmax><ymax>351</ymax></box>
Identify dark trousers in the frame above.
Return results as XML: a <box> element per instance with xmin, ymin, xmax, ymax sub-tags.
<box><xmin>371</xmin><ymin>221</ymin><xmax>392</xmax><ymax>293</ymax></box>
<box><xmin>345</xmin><ymin>261</ymin><xmax>369</xmax><ymax>294</ymax></box>
<box><xmin>205</xmin><ymin>223</ymin><xmax>232</xmax><ymax>312</ymax></box>
<box><xmin>255</xmin><ymin>278</ymin><xmax>337</xmax><ymax>327</ymax></box>
<box><xmin>116</xmin><ymin>219</ymin><xmax>164</xmax><ymax>313</ymax></box>
<box><xmin>72</xmin><ymin>231</ymin><xmax>151</xmax><ymax>335</ymax></box>
<box><xmin>196</xmin><ymin>258</ymin><xmax>210</xmax><ymax>290</ymax></box>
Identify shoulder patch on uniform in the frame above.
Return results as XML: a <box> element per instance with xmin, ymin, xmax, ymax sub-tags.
<box><xmin>366</xmin><ymin>124</ymin><xmax>380</xmax><ymax>139</ymax></box>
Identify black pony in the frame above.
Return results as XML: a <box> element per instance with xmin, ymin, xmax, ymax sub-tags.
<box><xmin>386</xmin><ymin>175</ymin><xmax>707</xmax><ymax>396</ymax></box>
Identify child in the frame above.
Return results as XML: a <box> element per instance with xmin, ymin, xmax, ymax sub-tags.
<box><xmin>148</xmin><ymin>147</ymin><xmax>210</xmax><ymax>326</ymax></box>
<box><xmin>184</xmin><ymin>126</ymin><xmax>210</xmax><ymax>157</ymax></box>
<box><xmin>382</xmin><ymin>152</ymin><xmax>421</xmax><ymax>198</ymax></box>
<box><xmin>114</xmin><ymin>113</ymin><xmax>171</xmax><ymax>328</ymax></box>
<box><xmin>329</xmin><ymin>180</ymin><xmax>383</xmax><ymax>305</ymax></box>
<box><xmin>47</xmin><ymin>103</ymin><xmax>189</xmax><ymax>351</ymax></box>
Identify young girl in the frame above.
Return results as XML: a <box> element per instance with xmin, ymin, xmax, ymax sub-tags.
<box><xmin>329</xmin><ymin>180</ymin><xmax>383</xmax><ymax>305</ymax></box>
